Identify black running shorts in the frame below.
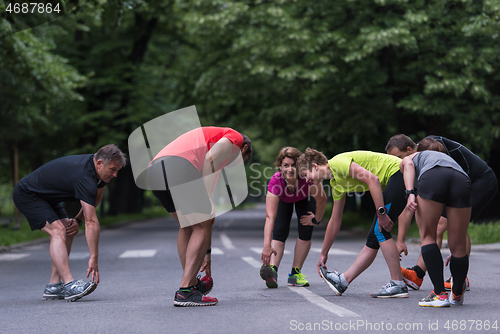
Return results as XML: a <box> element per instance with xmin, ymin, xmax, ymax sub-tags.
<box><xmin>149</xmin><ymin>156</ymin><xmax>212</xmax><ymax>216</ymax></box>
<box><xmin>418</xmin><ymin>167</ymin><xmax>471</xmax><ymax>208</ymax></box>
<box><xmin>13</xmin><ymin>185</ymin><xmax>69</xmax><ymax>231</ymax></box>
<box><xmin>272</xmin><ymin>196</ymin><xmax>316</xmax><ymax>243</ymax></box>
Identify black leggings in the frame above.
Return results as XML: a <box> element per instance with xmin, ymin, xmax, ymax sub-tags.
<box><xmin>272</xmin><ymin>196</ymin><xmax>316</xmax><ymax>243</ymax></box>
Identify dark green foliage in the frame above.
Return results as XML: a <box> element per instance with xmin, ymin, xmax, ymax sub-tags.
<box><xmin>1</xmin><ymin>0</ymin><xmax>499</xmax><ymax>217</ymax></box>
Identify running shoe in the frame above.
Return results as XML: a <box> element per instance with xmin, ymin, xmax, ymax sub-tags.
<box><xmin>287</xmin><ymin>268</ymin><xmax>309</xmax><ymax>287</ymax></box>
<box><xmin>400</xmin><ymin>266</ymin><xmax>423</xmax><ymax>290</ymax></box>
<box><xmin>444</xmin><ymin>276</ymin><xmax>469</xmax><ymax>291</ymax></box>
<box><xmin>173</xmin><ymin>289</ymin><xmax>218</xmax><ymax>307</ymax></box>
<box><xmin>63</xmin><ymin>279</ymin><xmax>96</xmax><ymax>302</ymax></box>
<box><xmin>319</xmin><ymin>267</ymin><xmax>347</xmax><ymax>296</ymax></box>
<box><xmin>370</xmin><ymin>281</ymin><xmax>409</xmax><ymax>298</ymax></box>
<box><xmin>197</xmin><ymin>275</ymin><xmax>213</xmax><ymax>295</ymax></box>
<box><xmin>418</xmin><ymin>291</ymin><xmax>451</xmax><ymax>307</ymax></box>
<box><xmin>448</xmin><ymin>277</ymin><xmax>467</xmax><ymax>306</ymax></box>
<box><xmin>42</xmin><ymin>282</ymin><xmax>64</xmax><ymax>300</ymax></box>
<box><xmin>260</xmin><ymin>264</ymin><xmax>278</xmax><ymax>289</ymax></box>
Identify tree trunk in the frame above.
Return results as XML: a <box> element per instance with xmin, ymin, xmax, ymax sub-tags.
<box><xmin>107</xmin><ymin>164</ymin><xmax>144</xmax><ymax>215</ymax></box>
<box><xmin>13</xmin><ymin>144</ymin><xmax>20</xmax><ymax>229</ymax></box>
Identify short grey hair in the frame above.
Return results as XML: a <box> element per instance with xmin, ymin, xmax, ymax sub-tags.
<box><xmin>95</xmin><ymin>144</ymin><xmax>127</xmax><ymax>167</ymax></box>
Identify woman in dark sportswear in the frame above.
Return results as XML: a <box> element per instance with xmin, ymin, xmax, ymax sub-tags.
<box><xmin>260</xmin><ymin>147</ymin><xmax>327</xmax><ymax>288</ymax></box>
<box><xmin>400</xmin><ymin>149</ymin><xmax>471</xmax><ymax>307</ymax></box>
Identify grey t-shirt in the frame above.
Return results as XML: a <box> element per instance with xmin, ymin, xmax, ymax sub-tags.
<box><xmin>412</xmin><ymin>151</ymin><xmax>469</xmax><ymax>185</ymax></box>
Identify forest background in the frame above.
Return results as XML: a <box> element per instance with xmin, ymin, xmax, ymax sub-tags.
<box><xmin>1</xmin><ymin>0</ymin><xmax>499</xmax><ymax>224</ymax></box>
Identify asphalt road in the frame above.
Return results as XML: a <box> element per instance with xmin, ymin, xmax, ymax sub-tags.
<box><xmin>1</xmin><ymin>204</ymin><xmax>499</xmax><ymax>334</ymax></box>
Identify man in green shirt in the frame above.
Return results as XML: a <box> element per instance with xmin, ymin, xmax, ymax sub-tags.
<box><xmin>297</xmin><ymin>148</ymin><xmax>410</xmax><ymax>298</ymax></box>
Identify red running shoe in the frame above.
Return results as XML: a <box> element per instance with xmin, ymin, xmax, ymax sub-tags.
<box><xmin>197</xmin><ymin>275</ymin><xmax>213</xmax><ymax>295</ymax></box>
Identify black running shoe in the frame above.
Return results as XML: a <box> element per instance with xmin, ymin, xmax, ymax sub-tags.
<box><xmin>173</xmin><ymin>289</ymin><xmax>218</xmax><ymax>307</ymax></box>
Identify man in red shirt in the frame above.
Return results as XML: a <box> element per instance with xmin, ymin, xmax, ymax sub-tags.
<box><xmin>147</xmin><ymin>127</ymin><xmax>252</xmax><ymax>306</ymax></box>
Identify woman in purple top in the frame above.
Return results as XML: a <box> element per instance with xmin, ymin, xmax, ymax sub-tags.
<box><xmin>260</xmin><ymin>147</ymin><xmax>327</xmax><ymax>288</ymax></box>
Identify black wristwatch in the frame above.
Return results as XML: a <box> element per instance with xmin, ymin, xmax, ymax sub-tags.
<box><xmin>405</xmin><ymin>189</ymin><xmax>416</xmax><ymax>199</ymax></box>
<box><xmin>377</xmin><ymin>207</ymin><xmax>386</xmax><ymax>215</ymax></box>
<box><xmin>74</xmin><ymin>217</ymin><xmax>83</xmax><ymax>227</ymax></box>
<box><xmin>311</xmin><ymin>217</ymin><xmax>320</xmax><ymax>225</ymax></box>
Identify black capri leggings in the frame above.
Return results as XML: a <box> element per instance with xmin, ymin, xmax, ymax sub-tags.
<box><xmin>272</xmin><ymin>196</ymin><xmax>316</xmax><ymax>243</ymax></box>
<box><xmin>366</xmin><ymin>171</ymin><xmax>407</xmax><ymax>250</ymax></box>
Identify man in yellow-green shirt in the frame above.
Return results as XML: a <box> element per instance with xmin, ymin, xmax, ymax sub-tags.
<box><xmin>298</xmin><ymin>149</ymin><xmax>411</xmax><ymax>298</ymax></box>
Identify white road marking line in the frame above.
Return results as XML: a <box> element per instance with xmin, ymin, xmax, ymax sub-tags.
<box><xmin>288</xmin><ymin>287</ymin><xmax>360</xmax><ymax>317</ymax></box>
<box><xmin>242</xmin><ymin>256</ymin><xmax>262</xmax><ymax>269</ymax></box>
<box><xmin>69</xmin><ymin>252</ymin><xmax>90</xmax><ymax>260</ymax></box>
<box><xmin>119</xmin><ymin>250</ymin><xmax>157</xmax><ymax>258</ymax></box>
<box><xmin>220</xmin><ymin>233</ymin><xmax>235</xmax><ymax>249</ymax></box>
<box><xmin>211</xmin><ymin>247</ymin><xmax>224</xmax><ymax>255</ymax></box>
<box><xmin>0</xmin><ymin>253</ymin><xmax>29</xmax><ymax>261</ymax></box>
<box><xmin>311</xmin><ymin>248</ymin><xmax>358</xmax><ymax>256</ymax></box>
<box><xmin>250</xmin><ymin>247</ymin><xmax>290</xmax><ymax>255</ymax></box>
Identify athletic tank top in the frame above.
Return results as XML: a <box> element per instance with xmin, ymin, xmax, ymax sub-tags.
<box><xmin>412</xmin><ymin>151</ymin><xmax>469</xmax><ymax>180</ymax></box>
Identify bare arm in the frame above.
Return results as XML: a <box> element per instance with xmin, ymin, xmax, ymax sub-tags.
<box><xmin>311</xmin><ymin>181</ymin><xmax>327</xmax><ymax>221</ymax></box>
<box><xmin>400</xmin><ymin>154</ymin><xmax>418</xmax><ymax>212</ymax></box>
<box><xmin>300</xmin><ymin>181</ymin><xmax>327</xmax><ymax>226</ymax></box>
<box><xmin>261</xmin><ymin>193</ymin><xmax>279</xmax><ymax>265</ymax></box>
<box><xmin>317</xmin><ymin>195</ymin><xmax>346</xmax><ymax>272</ymax></box>
<box><xmin>201</xmin><ymin>138</ymin><xmax>235</xmax><ymax>201</ymax></box>
<box><xmin>81</xmin><ymin>200</ymin><xmax>100</xmax><ymax>283</ymax></box>
<box><xmin>349</xmin><ymin>162</ymin><xmax>393</xmax><ymax>232</ymax></box>
<box><xmin>397</xmin><ymin>208</ymin><xmax>414</xmax><ymax>257</ymax></box>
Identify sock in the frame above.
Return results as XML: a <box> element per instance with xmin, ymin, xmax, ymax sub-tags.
<box><xmin>391</xmin><ymin>280</ymin><xmax>406</xmax><ymax>287</ymax></box>
<box><xmin>413</xmin><ymin>265</ymin><xmax>426</xmax><ymax>279</ymax></box>
<box><xmin>291</xmin><ymin>267</ymin><xmax>300</xmax><ymax>275</ymax></box>
<box><xmin>271</xmin><ymin>265</ymin><xmax>278</xmax><ymax>272</ymax></box>
<box><xmin>179</xmin><ymin>285</ymin><xmax>196</xmax><ymax>292</ymax></box>
<box><xmin>449</xmin><ymin>255</ymin><xmax>469</xmax><ymax>296</ymax></box>
<box><xmin>339</xmin><ymin>273</ymin><xmax>349</xmax><ymax>287</ymax></box>
<box><xmin>421</xmin><ymin>243</ymin><xmax>445</xmax><ymax>295</ymax></box>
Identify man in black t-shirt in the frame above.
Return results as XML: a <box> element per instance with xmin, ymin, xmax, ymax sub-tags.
<box><xmin>13</xmin><ymin>144</ymin><xmax>126</xmax><ymax>302</ymax></box>
<box><xmin>385</xmin><ymin>134</ymin><xmax>497</xmax><ymax>291</ymax></box>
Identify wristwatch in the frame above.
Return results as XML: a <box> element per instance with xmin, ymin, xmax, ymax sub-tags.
<box><xmin>377</xmin><ymin>207</ymin><xmax>386</xmax><ymax>215</ymax></box>
<box><xmin>405</xmin><ymin>189</ymin><xmax>416</xmax><ymax>199</ymax></box>
<box><xmin>74</xmin><ymin>217</ymin><xmax>83</xmax><ymax>227</ymax></box>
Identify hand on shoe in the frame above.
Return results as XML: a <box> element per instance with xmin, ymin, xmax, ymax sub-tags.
<box><xmin>317</xmin><ymin>254</ymin><xmax>328</xmax><ymax>275</ymax></box>
<box><xmin>87</xmin><ymin>257</ymin><xmax>100</xmax><ymax>284</ymax></box>
<box><xmin>200</xmin><ymin>253</ymin><xmax>212</xmax><ymax>276</ymax></box>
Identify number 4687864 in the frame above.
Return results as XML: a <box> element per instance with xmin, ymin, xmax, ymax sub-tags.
<box><xmin>6</xmin><ymin>2</ymin><xmax>61</xmax><ymax>14</ymax></box>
